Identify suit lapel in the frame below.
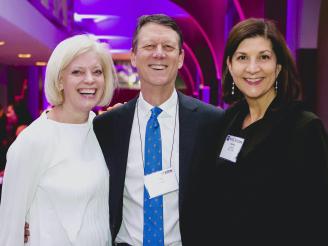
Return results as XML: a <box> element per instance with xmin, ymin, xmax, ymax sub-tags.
<box><xmin>114</xmin><ymin>97</ymin><xmax>138</xmax><ymax>188</ymax></box>
<box><xmin>177</xmin><ymin>92</ymin><xmax>199</xmax><ymax>211</ymax></box>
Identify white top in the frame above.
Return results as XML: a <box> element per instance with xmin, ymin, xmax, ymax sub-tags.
<box><xmin>0</xmin><ymin>111</ymin><xmax>111</xmax><ymax>246</ymax></box>
<box><xmin>116</xmin><ymin>90</ymin><xmax>181</xmax><ymax>246</ymax></box>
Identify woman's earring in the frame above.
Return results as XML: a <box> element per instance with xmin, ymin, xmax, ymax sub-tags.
<box><xmin>275</xmin><ymin>80</ymin><xmax>278</xmax><ymax>92</ymax></box>
<box><xmin>232</xmin><ymin>81</ymin><xmax>235</xmax><ymax>95</ymax></box>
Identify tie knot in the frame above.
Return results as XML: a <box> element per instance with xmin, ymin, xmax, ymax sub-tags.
<box><xmin>150</xmin><ymin>107</ymin><xmax>162</xmax><ymax>119</ymax></box>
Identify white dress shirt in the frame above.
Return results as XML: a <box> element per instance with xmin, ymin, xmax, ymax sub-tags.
<box><xmin>116</xmin><ymin>90</ymin><xmax>181</xmax><ymax>246</ymax></box>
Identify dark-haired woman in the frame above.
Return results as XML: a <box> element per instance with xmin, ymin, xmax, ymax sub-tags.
<box><xmin>215</xmin><ymin>18</ymin><xmax>328</xmax><ymax>245</ymax></box>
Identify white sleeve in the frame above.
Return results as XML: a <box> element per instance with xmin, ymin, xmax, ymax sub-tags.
<box><xmin>0</xmin><ymin>129</ymin><xmax>49</xmax><ymax>246</ymax></box>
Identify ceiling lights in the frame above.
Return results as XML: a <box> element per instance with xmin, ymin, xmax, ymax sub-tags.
<box><xmin>35</xmin><ymin>61</ymin><xmax>47</xmax><ymax>66</ymax></box>
<box><xmin>74</xmin><ymin>13</ymin><xmax>117</xmax><ymax>23</ymax></box>
<box><xmin>18</xmin><ymin>53</ymin><xmax>32</xmax><ymax>58</ymax></box>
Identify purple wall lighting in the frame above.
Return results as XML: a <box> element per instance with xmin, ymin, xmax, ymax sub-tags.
<box><xmin>28</xmin><ymin>0</ymin><xmax>74</xmax><ymax>32</ymax></box>
<box><xmin>73</xmin><ymin>0</ymin><xmax>189</xmax><ymax>52</ymax></box>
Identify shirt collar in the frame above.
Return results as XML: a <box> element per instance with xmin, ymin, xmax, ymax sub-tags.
<box><xmin>138</xmin><ymin>89</ymin><xmax>178</xmax><ymax>118</ymax></box>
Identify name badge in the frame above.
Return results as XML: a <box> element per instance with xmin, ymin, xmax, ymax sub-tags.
<box><xmin>144</xmin><ymin>167</ymin><xmax>179</xmax><ymax>199</ymax></box>
<box><xmin>219</xmin><ymin>135</ymin><xmax>245</xmax><ymax>163</ymax></box>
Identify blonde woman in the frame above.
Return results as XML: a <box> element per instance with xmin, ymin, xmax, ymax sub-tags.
<box><xmin>0</xmin><ymin>34</ymin><xmax>116</xmax><ymax>246</ymax></box>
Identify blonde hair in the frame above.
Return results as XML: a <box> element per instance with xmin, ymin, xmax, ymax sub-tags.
<box><xmin>45</xmin><ymin>34</ymin><xmax>117</xmax><ymax>106</ymax></box>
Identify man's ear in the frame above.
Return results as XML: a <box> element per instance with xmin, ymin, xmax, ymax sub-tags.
<box><xmin>178</xmin><ymin>49</ymin><xmax>185</xmax><ymax>69</ymax></box>
<box><xmin>131</xmin><ymin>48</ymin><xmax>137</xmax><ymax>68</ymax></box>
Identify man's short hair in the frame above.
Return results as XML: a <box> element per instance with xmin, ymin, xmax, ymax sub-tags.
<box><xmin>132</xmin><ymin>14</ymin><xmax>183</xmax><ymax>53</ymax></box>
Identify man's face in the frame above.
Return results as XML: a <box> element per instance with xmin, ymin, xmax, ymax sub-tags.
<box><xmin>131</xmin><ymin>22</ymin><xmax>184</xmax><ymax>92</ymax></box>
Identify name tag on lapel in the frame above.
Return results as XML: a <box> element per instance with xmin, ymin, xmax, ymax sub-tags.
<box><xmin>219</xmin><ymin>135</ymin><xmax>244</xmax><ymax>163</ymax></box>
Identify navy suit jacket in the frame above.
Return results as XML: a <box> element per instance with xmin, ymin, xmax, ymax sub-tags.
<box><xmin>93</xmin><ymin>91</ymin><xmax>224</xmax><ymax>245</ymax></box>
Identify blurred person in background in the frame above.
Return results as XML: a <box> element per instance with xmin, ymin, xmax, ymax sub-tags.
<box><xmin>0</xmin><ymin>104</ymin><xmax>6</xmax><ymax>197</ymax></box>
<box><xmin>5</xmin><ymin>104</ymin><xmax>18</xmax><ymax>146</ymax></box>
<box><xmin>0</xmin><ymin>104</ymin><xmax>6</xmax><ymax>143</ymax></box>
<box><xmin>0</xmin><ymin>104</ymin><xmax>6</xmax><ymax>171</ymax></box>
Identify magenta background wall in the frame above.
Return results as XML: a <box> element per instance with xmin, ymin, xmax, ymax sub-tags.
<box><xmin>0</xmin><ymin>0</ymin><xmax>327</xmax><ymax>126</ymax></box>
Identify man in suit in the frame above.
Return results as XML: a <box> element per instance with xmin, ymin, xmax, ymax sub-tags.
<box><xmin>94</xmin><ymin>14</ymin><xmax>224</xmax><ymax>245</ymax></box>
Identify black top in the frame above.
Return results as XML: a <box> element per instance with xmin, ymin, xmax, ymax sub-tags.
<box><xmin>212</xmin><ymin>97</ymin><xmax>328</xmax><ymax>245</ymax></box>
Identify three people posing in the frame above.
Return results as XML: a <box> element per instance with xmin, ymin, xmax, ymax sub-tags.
<box><xmin>0</xmin><ymin>14</ymin><xmax>327</xmax><ymax>246</ymax></box>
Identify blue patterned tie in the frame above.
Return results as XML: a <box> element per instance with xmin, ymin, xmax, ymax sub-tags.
<box><xmin>143</xmin><ymin>107</ymin><xmax>164</xmax><ymax>246</ymax></box>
